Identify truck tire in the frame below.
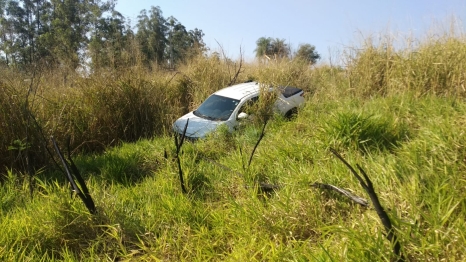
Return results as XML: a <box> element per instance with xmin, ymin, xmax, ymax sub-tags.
<box><xmin>284</xmin><ymin>107</ymin><xmax>298</xmax><ymax>119</ymax></box>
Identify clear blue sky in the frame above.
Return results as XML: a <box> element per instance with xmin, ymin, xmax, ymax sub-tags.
<box><xmin>115</xmin><ymin>0</ymin><xmax>466</xmax><ymax>63</ymax></box>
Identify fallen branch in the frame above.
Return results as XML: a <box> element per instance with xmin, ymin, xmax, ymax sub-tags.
<box><xmin>330</xmin><ymin>148</ymin><xmax>403</xmax><ymax>261</ymax></box>
<box><xmin>248</xmin><ymin>119</ymin><xmax>268</xmax><ymax>168</ymax></box>
<box><xmin>311</xmin><ymin>182</ymin><xmax>369</xmax><ymax>207</ymax></box>
<box><xmin>174</xmin><ymin>119</ymin><xmax>189</xmax><ymax>193</ymax></box>
<box><xmin>254</xmin><ymin>182</ymin><xmax>280</xmax><ymax>194</ymax></box>
<box><xmin>51</xmin><ymin>136</ymin><xmax>96</xmax><ymax>214</ymax></box>
<box><xmin>66</xmin><ymin>137</ymin><xmax>93</xmax><ymax>206</ymax></box>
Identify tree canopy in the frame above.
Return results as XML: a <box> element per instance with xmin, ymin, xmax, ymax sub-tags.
<box><xmin>255</xmin><ymin>36</ymin><xmax>320</xmax><ymax>64</ymax></box>
<box><xmin>254</xmin><ymin>37</ymin><xmax>290</xmax><ymax>59</ymax></box>
<box><xmin>0</xmin><ymin>1</ymin><xmax>206</xmax><ymax>71</ymax></box>
<box><xmin>295</xmin><ymin>43</ymin><xmax>320</xmax><ymax>64</ymax></box>
<box><xmin>0</xmin><ymin>2</ymin><xmax>321</xmax><ymax>71</ymax></box>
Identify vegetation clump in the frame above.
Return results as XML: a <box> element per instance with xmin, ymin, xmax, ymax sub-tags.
<box><xmin>326</xmin><ymin>110</ymin><xmax>410</xmax><ymax>153</ymax></box>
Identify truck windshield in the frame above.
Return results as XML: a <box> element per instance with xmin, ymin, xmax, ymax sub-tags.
<box><xmin>193</xmin><ymin>94</ymin><xmax>240</xmax><ymax>121</ymax></box>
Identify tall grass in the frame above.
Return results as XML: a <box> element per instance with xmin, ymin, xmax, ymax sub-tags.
<box><xmin>0</xmin><ymin>54</ymin><xmax>236</xmax><ymax>172</ymax></box>
<box><xmin>1</xmin><ymin>23</ymin><xmax>466</xmax><ymax>261</ymax></box>
<box><xmin>345</xmin><ymin>27</ymin><xmax>466</xmax><ymax>97</ymax></box>
<box><xmin>2</xmin><ymin>28</ymin><xmax>465</xmax><ymax>172</ymax></box>
<box><xmin>2</xmin><ymin>91</ymin><xmax>464</xmax><ymax>260</ymax></box>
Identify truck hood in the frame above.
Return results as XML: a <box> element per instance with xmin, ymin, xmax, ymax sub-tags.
<box><xmin>173</xmin><ymin>112</ymin><xmax>225</xmax><ymax>139</ymax></box>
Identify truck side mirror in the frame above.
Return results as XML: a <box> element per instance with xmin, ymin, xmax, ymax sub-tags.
<box><xmin>237</xmin><ymin>112</ymin><xmax>248</xmax><ymax>120</ymax></box>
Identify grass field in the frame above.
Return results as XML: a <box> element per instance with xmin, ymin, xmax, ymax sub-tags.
<box><xmin>1</xmin><ymin>29</ymin><xmax>466</xmax><ymax>261</ymax></box>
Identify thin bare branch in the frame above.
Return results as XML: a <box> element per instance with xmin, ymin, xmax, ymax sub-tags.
<box><xmin>174</xmin><ymin>119</ymin><xmax>189</xmax><ymax>193</ymax></box>
<box><xmin>248</xmin><ymin>119</ymin><xmax>268</xmax><ymax>168</ymax></box>
<box><xmin>215</xmin><ymin>39</ymin><xmax>244</xmax><ymax>86</ymax></box>
<box><xmin>330</xmin><ymin>147</ymin><xmax>404</xmax><ymax>262</ymax></box>
<box><xmin>311</xmin><ymin>182</ymin><xmax>369</xmax><ymax>207</ymax></box>
<box><xmin>51</xmin><ymin>136</ymin><xmax>96</xmax><ymax>214</ymax></box>
<box><xmin>229</xmin><ymin>46</ymin><xmax>244</xmax><ymax>86</ymax></box>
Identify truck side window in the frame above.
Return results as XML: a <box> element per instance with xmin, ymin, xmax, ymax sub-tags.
<box><xmin>239</xmin><ymin>96</ymin><xmax>259</xmax><ymax>114</ymax></box>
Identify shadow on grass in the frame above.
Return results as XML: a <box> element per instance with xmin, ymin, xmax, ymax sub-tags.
<box><xmin>28</xmin><ymin>201</ymin><xmax>145</xmax><ymax>261</ymax></box>
<box><xmin>74</xmin><ymin>150</ymin><xmax>163</xmax><ymax>187</ymax></box>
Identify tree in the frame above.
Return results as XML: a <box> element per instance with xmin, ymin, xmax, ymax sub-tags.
<box><xmin>135</xmin><ymin>7</ymin><xmax>205</xmax><ymax>68</ymax></box>
<box><xmin>136</xmin><ymin>6</ymin><xmax>167</xmax><ymax>67</ymax></box>
<box><xmin>46</xmin><ymin>0</ymin><xmax>112</xmax><ymax>69</ymax></box>
<box><xmin>31</xmin><ymin>0</ymin><xmax>54</xmax><ymax>66</ymax></box>
<box><xmin>254</xmin><ymin>37</ymin><xmax>289</xmax><ymax>60</ymax></box>
<box><xmin>270</xmin><ymin>38</ymin><xmax>289</xmax><ymax>59</ymax></box>
<box><xmin>188</xmin><ymin>28</ymin><xmax>205</xmax><ymax>50</ymax></box>
<box><xmin>88</xmin><ymin>9</ymin><xmax>133</xmax><ymax>69</ymax></box>
<box><xmin>0</xmin><ymin>0</ymin><xmax>28</xmax><ymax>66</ymax></box>
<box><xmin>166</xmin><ymin>16</ymin><xmax>189</xmax><ymax>66</ymax></box>
<box><xmin>294</xmin><ymin>43</ymin><xmax>320</xmax><ymax>64</ymax></box>
<box><xmin>0</xmin><ymin>2</ymin><xmax>205</xmax><ymax>71</ymax></box>
<box><xmin>0</xmin><ymin>0</ymin><xmax>113</xmax><ymax>69</ymax></box>
<box><xmin>166</xmin><ymin>17</ymin><xmax>205</xmax><ymax>67</ymax></box>
<box><xmin>254</xmin><ymin>36</ymin><xmax>272</xmax><ymax>58</ymax></box>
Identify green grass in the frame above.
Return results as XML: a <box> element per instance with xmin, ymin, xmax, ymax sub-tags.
<box><xmin>1</xmin><ymin>91</ymin><xmax>465</xmax><ymax>261</ymax></box>
<box><xmin>1</xmin><ymin>29</ymin><xmax>466</xmax><ymax>261</ymax></box>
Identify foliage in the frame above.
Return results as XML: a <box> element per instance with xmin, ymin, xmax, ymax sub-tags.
<box><xmin>345</xmin><ymin>34</ymin><xmax>466</xmax><ymax>97</ymax></box>
<box><xmin>325</xmin><ymin>110</ymin><xmax>410</xmax><ymax>153</ymax></box>
<box><xmin>250</xmin><ymin>58</ymin><xmax>315</xmax><ymax>92</ymax></box>
<box><xmin>1</xmin><ymin>91</ymin><xmax>465</xmax><ymax>261</ymax></box>
<box><xmin>294</xmin><ymin>43</ymin><xmax>321</xmax><ymax>64</ymax></box>
<box><xmin>166</xmin><ymin>16</ymin><xmax>206</xmax><ymax>68</ymax></box>
<box><xmin>88</xmin><ymin>10</ymin><xmax>134</xmax><ymax>70</ymax></box>
<box><xmin>254</xmin><ymin>37</ymin><xmax>321</xmax><ymax>64</ymax></box>
<box><xmin>1</xmin><ymin>23</ymin><xmax>466</xmax><ymax>261</ymax></box>
<box><xmin>0</xmin><ymin>54</ymin><xmax>237</xmax><ymax>171</ymax></box>
<box><xmin>0</xmin><ymin>2</ymin><xmax>206</xmax><ymax>70</ymax></box>
<box><xmin>254</xmin><ymin>36</ymin><xmax>290</xmax><ymax>60</ymax></box>
<box><xmin>136</xmin><ymin>6</ymin><xmax>168</xmax><ymax>67</ymax></box>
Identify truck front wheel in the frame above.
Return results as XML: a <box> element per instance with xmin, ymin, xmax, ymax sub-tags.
<box><xmin>284</xmin><ymin>107</ymin><xmax>298</xmax><ymax>119</ymax></box>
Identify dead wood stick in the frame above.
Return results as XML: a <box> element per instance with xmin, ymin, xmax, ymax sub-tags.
<box><xmin>311</xmin><ymin>182</ymin><xmax>369</xmax><ymax>207</ymax></box>
<box><xmin>330</xmin><ymin>148</ymin><xmax>404</xmax><ymax>262</ymax></box>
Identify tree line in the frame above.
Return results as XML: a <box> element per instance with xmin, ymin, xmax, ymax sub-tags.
<box><xmin>0</xmin><ymin>1</ymin><xmax>320</xmax><ymax>72</ymax></box>
<box><xmin>0</xmin><ymin>1</ymin><xmax>206</xmax><ymax>71</ymax></box>
<box><xmin>255</xmin><ymin>37</ymin><xmax>320</xmax><ymax>64</ymax></box>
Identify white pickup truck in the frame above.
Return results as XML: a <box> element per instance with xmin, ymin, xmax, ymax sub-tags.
<box><xmin>173</xmin><ymin>81</ymin><xmax>305</xmax><ymax>139</ymax></box>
